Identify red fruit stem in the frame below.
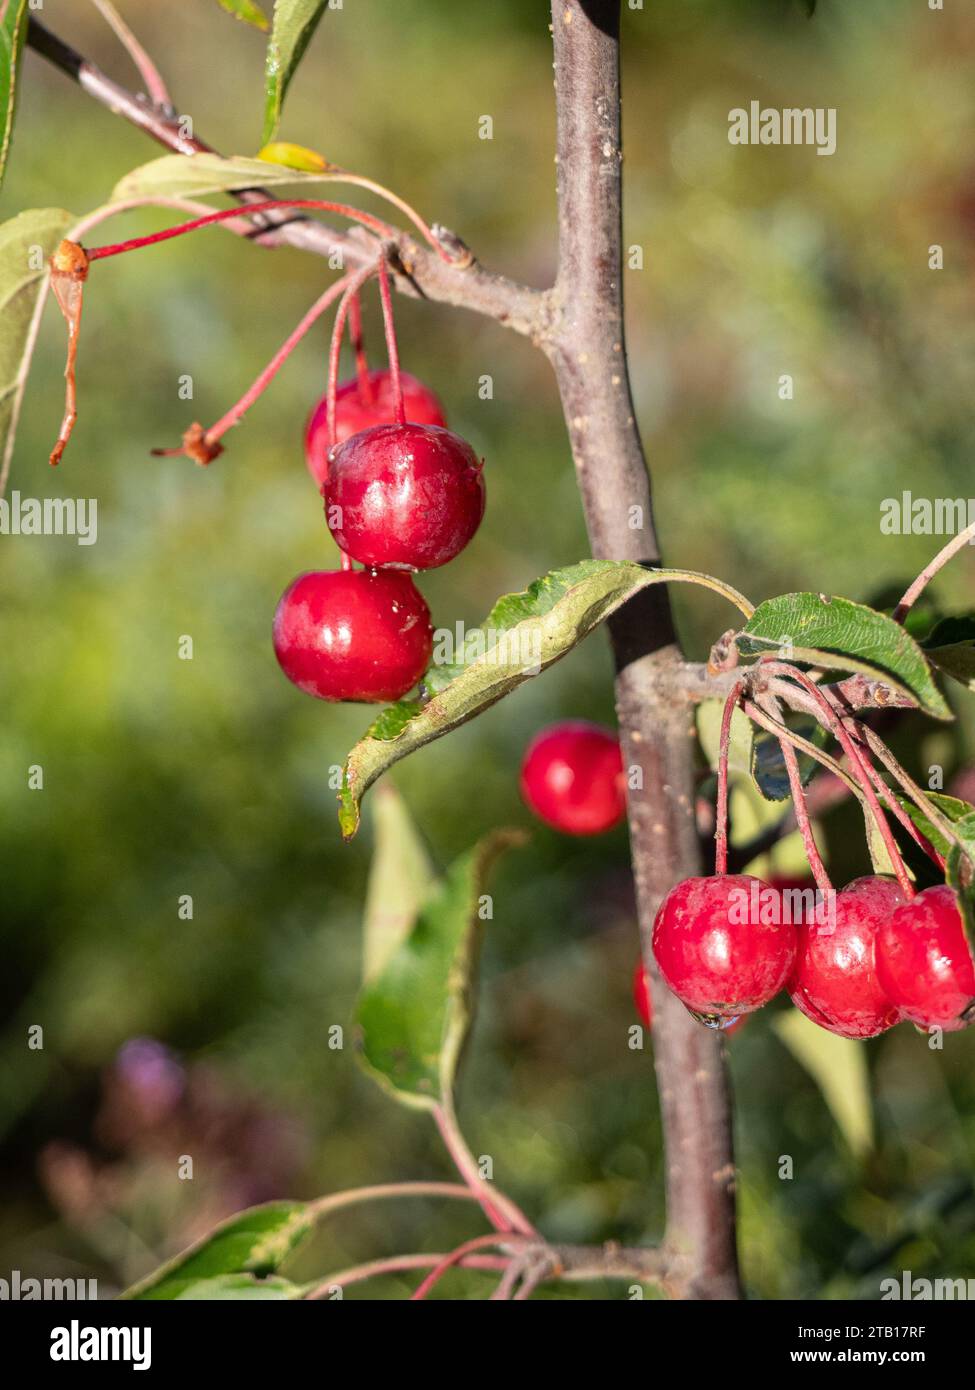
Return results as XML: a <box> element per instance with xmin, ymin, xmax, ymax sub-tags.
<box><xmin>377</xmin><ymin>256</ymin><xmax>406</xmax><ymax>426</ymax></box>
<box><xmin>892</xmin><ymin>518</ymin><xmax>975</xmax><ymax>624</ymax></box>
<box><xmin>91</xmin><ymin>0</ymin><xmax>172</xmax><ymax>111</ymax></box>
<box><xmin>179</xmin><ymin>271</ymin><xmax>358</xmax><ymax>451</ymax></box>
<box><xmin>848</xmin><ymin>721</ymin><xmax>967</xmax><ymax>860</ymax></box>
<box><xmin>433</xmin><ymin>1100</ymin><xmax>537</xmax><ymax>1238</ymax></box>
<box><xmin>410</xmin><ymin>1232</ymin><xmax>530</xmax><ymax>1302</ymax></box>
<box><xmin>762</xmin><ymin>662</ymin><xmax>915</xmax><ymax>898</ymax></box>
<box><xmin>326</xmin><ymin>168</ymin><xmax>463</xmax><ymax>265</ymax></box>
<box><xmin>766</xmin><ymin>716</ymin><xmax>833</xmax><ymax>896</ymax></box>
<box><xmin>326</xmin><ymin>262</ymin><xmax>379</xmax><ymax>450</ymax></box>
<box><xmin>714</xmin><ymin>677</ymin><xmax>746</xmax><ymax>875</ymax></box>
<box><xmin>85</xmin><ymin>199</ymin><xmax>399</xmax><ymax>262</ymax></box>
<box><xmin>306</xmin><ymin>1251</ymin><xmax>510</xmax><ymax>1298</ymax></box>
<box><xmin>346</xmin><ymin>291</ymin><xmax>374</xmax><ymax>403</ymax></box>
<box><xmin>851</xmin><ymin>741</ymin><xmax>946</xmax><ymax>871</ymax></box>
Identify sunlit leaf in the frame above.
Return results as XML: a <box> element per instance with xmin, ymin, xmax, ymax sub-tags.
<box><xmin>356</xmin><ymin>830</ymin><xmax>524</xmax><ymax>1111</ymax></box>
<box><xmin>339</xmin><ymin>560</ymin><xmax>751</xmax><ymax>839</ymax></box>
<box><xmin>216</xmin><ymin>0</ymin><xmax>269</xmax><ymax>29</ymax></box>
<box><xmin>257</xmin><ymin>140</ymin><xmax>329</xmax><ymax>172</ymax></box>
<box><xmin>0</xmin><ymin>0</ymin><xmax>28</xmax><ymax>190</ymax></box>
<box><xmin>737</xmin><ymin>592</ymin><xmax>950</xmax><ymax>720</ymax></box>
<box><xmin>696</xmin><ymin>698</ymin><xmax>754</xmax><ymax>777</ymax></box>
<box><xmin>0</xmin><ymin>207</ymin><xmax>76</xmax><ymax>497</ymax></box>
<box><xmin>111</xmin><ymin>152</ymin><xmax>340</xmax><ymax>203</ymax></box>
<box><xmin>166</xmin><ymin>1274</ymin><xmax>305</xmax><ymax>1299</ymax></box>
<box><xmin>362</xmin><ymin>783</ymin><xmax>435</xmax><ymax>985</ymax></box>
<box><xmin>121</xmin><ymin>1201</ymin><xmax>313</xmax><ymax>1300</ymax></box>
<box><xmin>263</xmin><ymin>0</ymin><xmax>329</xmax><ymax>144</ymax></box>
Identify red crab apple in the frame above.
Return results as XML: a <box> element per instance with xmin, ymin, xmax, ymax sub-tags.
<box><xmin>788</xmin><ymin>876</ymin><xmax>904</xmax><ymax>1039</ymax></box>
<box><xmin>273</xmin><ymin>567</ymin><xmax>432</xmax><ymax>703</ymax></box>
<box><xmin>875</xmin><ymin>883</ymin><xmax>975</xmax><ymax>1032</ymax></box>
<box><xmin>323</xmin><ymin>421</ymin><xmax>485</xmax><ymax>570</ymax></box>
<box><xmin>520</xmin><ymin>721</ymin><xmax>625</xmax><ymax>836</ymax></box>
<box><xmin>305</xmin><ymin>370</ymin><xmax>446</xmax><ymax>487</ymax></box>
<box><xmin>632</xmin><ymin>960</ymin><xmax>746</xmax><ymax>1035</ymax></box>
<box><xmin>633</xmin><ymin>959</ymin><xmax>653</xmax><ymax>1028</ymax></box>
<box><xmin>651</xmin><ymin>874</ymin><xmax>796</xmax><ymax>1021</ymax></box>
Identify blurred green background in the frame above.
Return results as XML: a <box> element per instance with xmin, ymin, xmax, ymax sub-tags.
<box><xmin>1</xmin><ymin>0</ymin><xmax>974</xmax><ymax>1299</ymax></box>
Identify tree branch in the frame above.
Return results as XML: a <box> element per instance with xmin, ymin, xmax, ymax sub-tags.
<box><xmin>27</xmin><ymin>4</ymin><xmax>742</xmax><ymax>1300</ymax></box>
<box><xmin>546</xmin><ymin>0</ymin><xmax>741</xmax><ymax>1299</ymax></box>
<box><xmin>25</xmin><ymin>18</ymin><xmax>548</xmax><ymax>339</ymax></box>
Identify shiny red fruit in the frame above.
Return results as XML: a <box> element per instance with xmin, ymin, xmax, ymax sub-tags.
<box><xmin>520</xmin><ymin>721</ymin><xmax>625</xmax><ymax>836</ymax></box>
<box><xmin>633</xmin><ymin>960</ymin><xmax>653</xmax><ymax>1028</ymax></box>
<box><xmin>875</xmin><ymin>883</ymin><xmax>975</xmax><ymax>1032</ymax></box>
<box><xmin>632</xmin><ymin>959</ymin><xmax>747</xmax><ymax>1034</ymax></box>
<box><xmin>788</xmin><ymin>876</ymin><xmax>904</xmax><ymax>1039</ymax></box>
<box><xmin>273</xmin><ymin>568</ymin><xmax>432</xmax><ymax>703</ymax></box>
<box><xmin>305</xmin><ymin>370</ymin><xmax>446</xmax><ymax>487</ymax></box>
<box><xmin>651</xmin><ymin>874</ymin><xmax>795</xmax><ymax>1020</ymax></box>
<box><xmin>323</xmin><ymin>422</ymin><xmax>485</xmax><ymax>571</ymax></box>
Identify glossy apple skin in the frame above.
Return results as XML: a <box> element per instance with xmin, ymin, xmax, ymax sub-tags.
<box><xmin>305</xmin><ymin>370</ymin><xmax>446</xmax><ymax>487</ymax></box>
<box><xmin>788</xmin><ymin>876</ymin><xmax>904</xmax><ymax>1039</ymax></box>
<box><xmin>272</xmin><ymin>568</ymin><xmax>432</xmax><ymax>703</ymax></box>
<box><xmin>652</xmin><ymin>874</ymin><xmax>795</xmax><ymax>1019</ymax></box>
<box><xmin>323</xmin><ymin>422</ymin><xmax>485</xmax><ymax>571</ymax></box>
<box><xmin>633</xmin><ymin>960</ymin><xmax>653</xmax><ymax>1028</ymax></box>
<box><xmin>520</xmin><ymin>721</ymin><xmax>625</xmax><ymax>836</ymax></box>
<box><xmin>631</xmin><ymin>959</ymin><xmax>747</xmax><ymax>1035</ymax></box>
<box><xmin>875</xmin><ymin>883</ymin><xmax>975</xmax><ymax>1032</ymax></box>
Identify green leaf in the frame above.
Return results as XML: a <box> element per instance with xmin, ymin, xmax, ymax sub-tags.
<box><xmin>339</xmin><ymin>559</ymin><xmax>752</xmax><ymax>838</ymax></box>
<box><xmin>921</xmin><ymin>615</ymin><xmax>975</xmax><ymax>691</ymax></box>
<box><xmin>737</xmin><ymin>592</ymin><xmax>951</xmax><ymax>721</ymax></box>
<box><xmin>356</xmin><ymin>830</ymin><xmax>524</xmax><ymax>1111</ymax></box>
<box><xmin>750</xmin><ymin>718</ymin><xmax>828</xmax><ymax>802</ymax></box>
<box><xmin>940</xmin><ymin>810</ymin><xmax>975</xmax><ymax>961</ymax></box>
<box><xmin>216</xmin><ymin>0</ymin><xmax>269</xmax><ymax>29</ymax></box>
<box><xmin>0</xmin><ymin>207</ymin><xmax>76</xmax><ymax>498</ymax></box>
<box><xmin>362</xmin><ymin>784</ymin><xmax>435</xmax><ymax>985</ymax></box>
<box><xmin>111</xmin><ymin>151</ymin><xmax>341</xmax><ymax>204</ymax></box>
<box><xmin>167</xmin><ymin>1274</ymin><xmax>305</xmax><ymax>1300</ymax></box>
<box><xmin>773</xmin><ymin>1010</ymin><xmax>873</xmax><ymax>1156</ymax></box>
<box><xmin>894</xmin><ymin>791</ymin><xmax>975</xmax><ymax>859</ymax></box>
<box><xmin>121</xmin><ymin>1201</ymin><xmax>313</xmax><ymax>1300</ymax></box>
<box><xmin>263</xmin><ymin>0</ymin><xmax>329</xmax><ymax>144</ymax></box>
<box><xmin>0</xmin><ymin>0</ymin><xmax>28</xmax><ymax>190</ymax></box>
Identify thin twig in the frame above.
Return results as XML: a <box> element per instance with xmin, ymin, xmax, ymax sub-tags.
<box><xmin>752</xmin><ymin>694</ymin><xmax>832</xmax><ymax>896</ymax></box>
<box><xmin>410</xmin><ymin>1233</ymin><xmax>530</xmax><ymax>1301</ymax></box>
<box><xmin>892</xmin><ymin>519</ymin><xmax>975</xmax><ymax>623</ymax></box>
<box><xmin>90</xmin><ymin>0</ymin><xmax>173</xmax><ymax>110</ymax></box>
<box><xmin>434</xmin><ymin>1099</ymin><xmax>538</xmax><ymax>1237</ymax></box>
<box><xmin>326</xmin><ymin>263</ymin><xmax>378</xmax><ymax>452</ymax></box>
<box><xmin>25</xmin><ymin>18</ymin><xmax>546</xmax><ymax>335</ymax></box>
<box><xmin>714</xmin><ymin>678</ymin><xmax>746</xmax><ymax>875</ymax></box>
<box><xmin>762</xmin><ymin>664</ymin><xmax>915</xmax><ymax>897</ymax></box>
<box><xmin>305</xmin><ymin>1251</ymin><xmax>509</xmax><ymax>1299</ymax></box>
<box><xmin>201</xmin><ymin>271</ymin><xmax>363</xmax><ymax>449</ymax></box>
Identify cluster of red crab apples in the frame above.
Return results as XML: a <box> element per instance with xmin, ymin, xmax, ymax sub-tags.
<box><xmin>517</xmin><ymin>721</ymin><xmax>975</xmax><ymax>1042</ymax></box>
<box><xmin>273</xmin><ymin>369</ymin><xmax>484</xmax><ymax>704</ymax></box>
<box><xmin>273</xmin><ymin>372</ymin><xmax>975</xmax><ymax>1046</ymax></box>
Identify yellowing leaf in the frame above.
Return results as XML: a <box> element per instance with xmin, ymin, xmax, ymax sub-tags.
<box><xmin>257</xmin><ymin>140</ymin><xmax>330</xmax><ymax>172</ymax></box>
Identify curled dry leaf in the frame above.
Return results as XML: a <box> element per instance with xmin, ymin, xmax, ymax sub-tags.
<box><xmin>48</xmin><ymin>239</ymin><xmax>89</xmax><ymax>467</ymax></box>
